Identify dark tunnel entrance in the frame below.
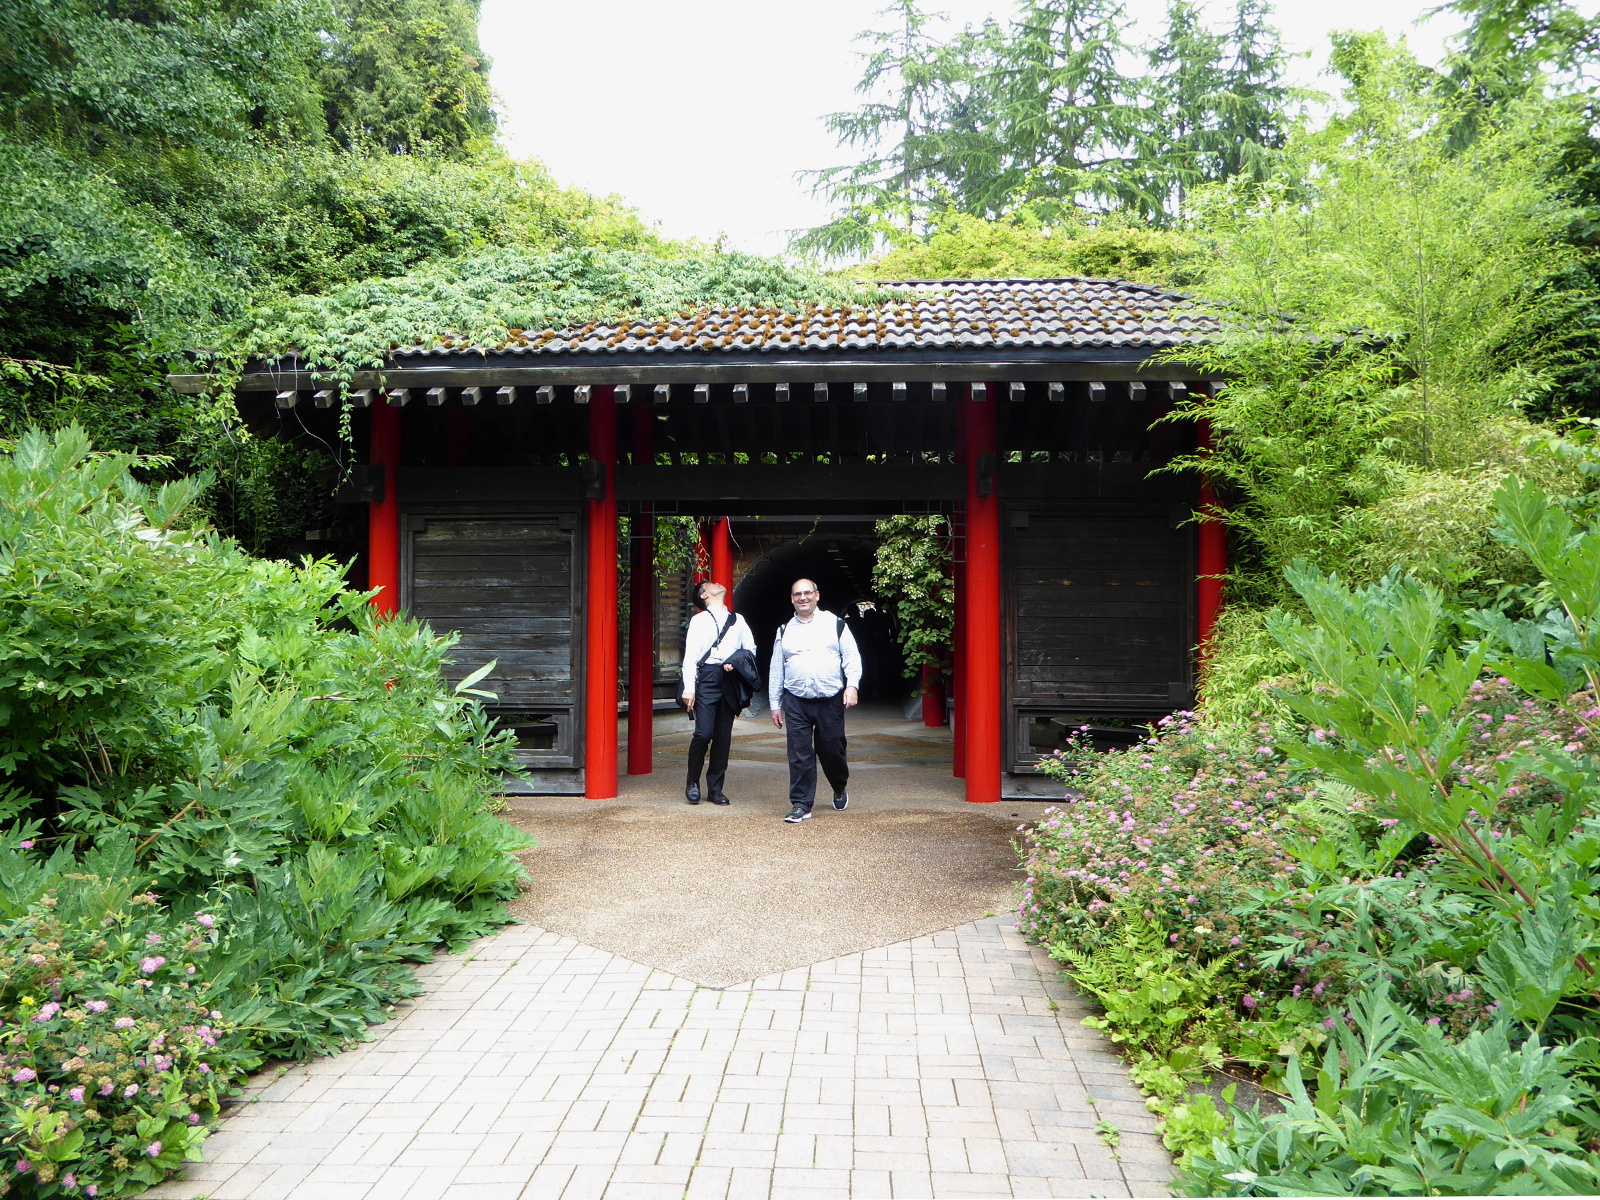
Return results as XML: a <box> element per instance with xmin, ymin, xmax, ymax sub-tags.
<box><xmin>733</xmin><ymin>523</ymin><xmax>908</xmax><ymax>708</ymax></box>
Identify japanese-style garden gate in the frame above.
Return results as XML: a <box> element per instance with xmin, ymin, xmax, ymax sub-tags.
<box><xmin>177</xmin><ymin>278</ymin><xmax>1226</xmax><ymax>802</ymax></box>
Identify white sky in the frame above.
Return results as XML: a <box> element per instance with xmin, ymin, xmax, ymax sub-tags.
<box><xmin>479</xmin><ymin>0</ymin><xmax>1473</xmax><ymax>257</ymax></box>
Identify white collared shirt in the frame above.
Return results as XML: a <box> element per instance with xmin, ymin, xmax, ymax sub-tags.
<box><xmin>768</xmin><ymin>609</ymin><xmax>862</xmax><ymax>707</ymax></box>
<box><xmin>681</xmin><ymin>603</ymin><xmax>755</xmax><ymax>694</ymax></box>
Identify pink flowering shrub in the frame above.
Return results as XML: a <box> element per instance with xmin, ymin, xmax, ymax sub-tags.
<box><xmin>1019</xmin><ymin>713</ymin><xmax>1310</xmax><ymax>965</ymax></box>
<box><xmin>0</xmin><ymin>893</ymin><xmax>256</xmax><ymax>1197</ymax></box>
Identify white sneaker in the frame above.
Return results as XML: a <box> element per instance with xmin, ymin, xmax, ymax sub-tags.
<box><xmin>783</xmin><ymin>806</ymin><xmax>812</xmax><ymax>824</ymax></box>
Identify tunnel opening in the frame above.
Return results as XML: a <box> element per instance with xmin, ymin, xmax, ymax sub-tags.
<box><xmin>732</xmin><ymin>524</ymin><xmax>908</xmax><ymax>708</ymax></box>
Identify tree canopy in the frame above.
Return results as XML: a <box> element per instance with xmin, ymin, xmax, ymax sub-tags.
<box><xmin>798</xmin><ymin>0</ymin><xmax>1290</xmax><ymax>257</ymax></box>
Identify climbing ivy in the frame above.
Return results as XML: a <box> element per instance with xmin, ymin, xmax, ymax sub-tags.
<box><xmin>219</xmin><ymin>247</ymin><xmax>884</xmax><ymax>389</ymax></box>
<box><xmin>871</xmin><ymin>514</ymin><xmax>953</xmax><ymax>679</ymax></box>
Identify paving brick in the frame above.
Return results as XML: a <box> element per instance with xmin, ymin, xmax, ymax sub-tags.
<box><xmin>138</xmin><ymin>918</ymin><xmax>1170</xmax><ymax>1199</ymax></box>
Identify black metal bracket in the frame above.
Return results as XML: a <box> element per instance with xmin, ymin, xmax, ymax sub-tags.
<box><xmin>977</xmin><ymin>452</ymin><xmax>997</xmax><ymax>498</ymax></box>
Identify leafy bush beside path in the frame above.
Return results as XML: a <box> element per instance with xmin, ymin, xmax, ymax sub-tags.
<box><xmin>0</xmin><ymin>427</ymin><xmax>530</xmax><ymax>1195</ymax></box>
<box><xmin>1020</xmin><ymin>479</ymin><xmax>1600</xmax><ymax>1193</ymax></box>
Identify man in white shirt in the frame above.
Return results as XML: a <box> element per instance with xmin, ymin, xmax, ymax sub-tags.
<box><xmin>768</xmin><ymin>578</ymin><xmax>862</xmax><ymax>824</ymax></box>
<box><xmin>682</xmin><ymin>579</ymin><xmax>756</xmax><ymax>806</ymax></box>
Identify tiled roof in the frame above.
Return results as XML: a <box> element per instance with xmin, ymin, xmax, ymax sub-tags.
<box><xmin>392</xmin><ymin>278</ymin><xmax>1219</xmax><ymax>359</ymax></box>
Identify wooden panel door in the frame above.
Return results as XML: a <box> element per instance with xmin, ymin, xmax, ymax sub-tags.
<box><xmin>1006</xmin><ymin>503</ymin><xmax>1192</xmax><ymax>770</ymax></box>
<box><xmin>403</xmin><ymin>513</ymin><xmax>580</xmax><ymax>763</ymax></box>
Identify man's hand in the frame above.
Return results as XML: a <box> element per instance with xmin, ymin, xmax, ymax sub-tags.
<box><xmin>683</xmin><ymin>690</ymin><xmax>695</xmax><ymax>712</ymax></box>
<box><xmin>843</xmin><ymin>687</ymin><xmax>859</xmax><ymax>709</ymax></box>
<box><xmin>772</xmin><ymin>708</ymin><xmax>784</xmax><ymax>729</ymax></box>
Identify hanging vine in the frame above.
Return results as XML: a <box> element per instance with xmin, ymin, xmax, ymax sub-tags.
<box><xmin>871</xmin><ymin>514</ymin><xmax>954</xmax><ymax>679</ymax></box>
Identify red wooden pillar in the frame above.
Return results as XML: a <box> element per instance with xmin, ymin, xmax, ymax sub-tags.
<box><xmin>710</xmin><ymin>516</ymin><xmax>733</xmax><ymax>594</ymax></box>
<box><xmin>921</xmin><ymin>663</ymin><xmax>946</xmax><ymax>727</ymax></box>
<box><xmin>585</xmin><ymin>386</ymin><xmax>619</xmax><ymax>799</ymax></box>
<box><xmin>368</xmin><ymin>401</ymin><xmax>402</xmax><ymax>616</ymax></box>
<box><xmin>952</xmin><ymin>407</ymin><xmax>969</xmax><ymax>777</ymax></box>
<box><xmin>963</xmin><ymin>385</ymin><xmax>1003</xmax><ymax>803</ymax></box>
<box><xmin>1197</xmin><ymin>417</ymin><xmax>1226</xmax><ymax>666</ymax></box>
<box><xmin>628</xmin><ymin>408</ymin><xmax>656</xmax><ymax>776</ymax></box>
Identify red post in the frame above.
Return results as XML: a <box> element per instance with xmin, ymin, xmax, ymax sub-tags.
<box><xmin>963</xmin><ymin>385</ymin><xmax>1003</xmax><ymax>803</ymax></box>
<box><xmin>628</xmin><ymin>408</ymin><xmax>656</xmax><ymax>776</ymax></box>
<box><xmin>710</xmin><ymin>516</ymin><xmax>733</xmax><ymax>594</ymax></box>
<box><xmin>952</xmin><ymin>411</ymin><xmax>969</xmax><ymax>778</ymax></box>
<box><xmin>585</xmin><ymin>386</ymin><xmax>619</xmax><ymax>799</ymax></box>
<box><xmin>368</xmin><ymin>401</ymin><xmax>402</xmax><ymax>616</ymax></box>
<box><xmin>1197</xmin><ymin>417</ymin><xmax>1227</xmax><ymax>666</ymax></box>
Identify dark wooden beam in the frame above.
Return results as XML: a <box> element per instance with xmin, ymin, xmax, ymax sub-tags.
<box><xmin>172</xmin><ymin>356</ymin><xmax>1219</xmax><ymax>395</ymax></box>
<box><xmin>617</xmin><ymin>463</ymin><xmax>964</xmax><ymax>503</ymax></box>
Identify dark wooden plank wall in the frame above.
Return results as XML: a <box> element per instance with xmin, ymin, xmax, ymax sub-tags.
<box><xmin>1006</xmin><ymin>504</ymin><xmax>1192</xmax><ymax>767</ymax></box>
<box><xmin>406</xmin><ymin>516</ymin><xmax>577</xmax><ymax>708</ymax></box>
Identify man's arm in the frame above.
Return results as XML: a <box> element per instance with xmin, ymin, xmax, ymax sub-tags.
<box><xmin>840</xmin><ymin>625</ymin><xmax>863</xmax><ymax>691</ymax></box>
<box><xmin>734</xmin><ymin>616</ymin><xmax>757</xmax><ymax>655</ymax></box>
<box><xmin>681</xmin><ymin>612</ymin><xmax>707</xmax><ymax>706</ymax></box>
<box><xmin>768</xmin><ymin>628</ymin><xmax>784</xmax><ymax>727</ymax></box>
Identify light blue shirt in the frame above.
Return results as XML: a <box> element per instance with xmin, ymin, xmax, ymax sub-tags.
<box><xmin>768</xmin><ymin>609</ymin><xmax>862</xmax><ymax>708</ymax></box>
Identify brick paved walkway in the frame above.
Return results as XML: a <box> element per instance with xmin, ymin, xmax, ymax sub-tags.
<box><xmin>146</xmin><ymin>917</ymin><xmax>1168</xmax><ymax>1200</ymax></box>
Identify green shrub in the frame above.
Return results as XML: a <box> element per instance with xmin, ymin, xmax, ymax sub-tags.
<box><xmin>1172</xmin><ymin>480</ymin><xmax>1600</xmax><ymax>1191</ymax></box>
<box><xmin>0</xmin><ymin>881</ymin><xmax>256</xmax><ymax>1195</ymax></box>
<box><xmin>1022</xmin><ymin>715</ymin><xmax>1304</xmax><ymax>961</ymax></box>
<box><xmin>0</xmin><ymin>427</ymin><xmax>531</xmax><ymax>1194</ymax></box>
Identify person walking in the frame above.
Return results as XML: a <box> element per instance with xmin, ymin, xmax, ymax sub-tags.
<box><xmin>682</xmin><ymin>579</ymin><xmax>755</xmax><ymax>806</ymax></box>
<box><xmin>769</xmin><ymin>578</ymin><xmax>861</xmax><ymax>824</ymax></box>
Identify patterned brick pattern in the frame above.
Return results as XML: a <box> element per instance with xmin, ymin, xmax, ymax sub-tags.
<box><xmin>386</xmin><ymin>278</ymin><xmax>1218</xmax><ymax>359</ymax></box>
<box><xmin>146</xmin><ymin>919</ymin><xmax>1170</xmax><ymax>1199</ymax></box>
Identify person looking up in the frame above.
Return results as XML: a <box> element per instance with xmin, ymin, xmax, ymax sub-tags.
<box><xmin>681</xmin><ymin>578</ymin><xmax>754</xmax><ymax>806</ymax></box>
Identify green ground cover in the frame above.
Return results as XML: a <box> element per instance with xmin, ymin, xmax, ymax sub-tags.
<box><xmin>1021</xmin><ymin>477</ymin><xmax>1600</xmax><ymax>1191</ymax></box>
<box><xmin>0</xmin><ymin>427</ymin><xmax>530</xmax><ymax>1195</ymax></box>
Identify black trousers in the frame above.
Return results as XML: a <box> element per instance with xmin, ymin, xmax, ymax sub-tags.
<box><xmin>782</xmin><ymin>690</ymin><xmax>849</xmax><ymax>809</ymax></box>
<box><xmin>686</xmin><ymin>663</ymin><xmax>737</xmax><ymax>797</ymax></box>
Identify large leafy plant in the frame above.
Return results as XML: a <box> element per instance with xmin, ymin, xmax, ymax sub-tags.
<box><xmin>0</xmin><ymin>427</ymin><xmax>531</xmax><ymax>1194</ymax></box>
<box><xmin>1175</xmin><ymin>478</ymin><xmax>1600</xmax><ymax>1193</ymax></box>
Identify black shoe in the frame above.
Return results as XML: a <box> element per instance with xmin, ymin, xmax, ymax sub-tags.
<box><xmin>708</xmin><ymin>792</ymin><xmax>731</xmax><ymax>806</ymax></box>
<box><xmin>832</xmin><ymin>790</ymin><xmax>849</xmax><ymax>811</ymax></box>
<box><xmin>784</xmin><ymin>806</ymin><xmax>812</xmax><ymax>824</ymax></box>
<box><xmin>685</xmin><ymin>781</ymin><xmax>701</xmax><ymax>805</ymax></box>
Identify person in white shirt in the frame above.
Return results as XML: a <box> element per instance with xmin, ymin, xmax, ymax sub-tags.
<box><xmin>681</xmin><ymin>579</ymin><xmax>756</xmax><ymax>805</ymax></box>
<box><xmin>768</xmin><ymin>578</ymin><xmax>861</xmax><ymax>824</ymax></box>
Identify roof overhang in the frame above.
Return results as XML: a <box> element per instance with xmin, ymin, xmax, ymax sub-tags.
<box><xmin>169</xmin><ymin>346</ymin><xmax>1212</xmax><ymax>395</ymax></box>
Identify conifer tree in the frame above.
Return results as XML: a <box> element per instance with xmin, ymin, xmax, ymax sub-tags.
<box><xmin>986</xmin><ymin>0</ymin><xmax>1148</xmax><ymax>214</ymax></box>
